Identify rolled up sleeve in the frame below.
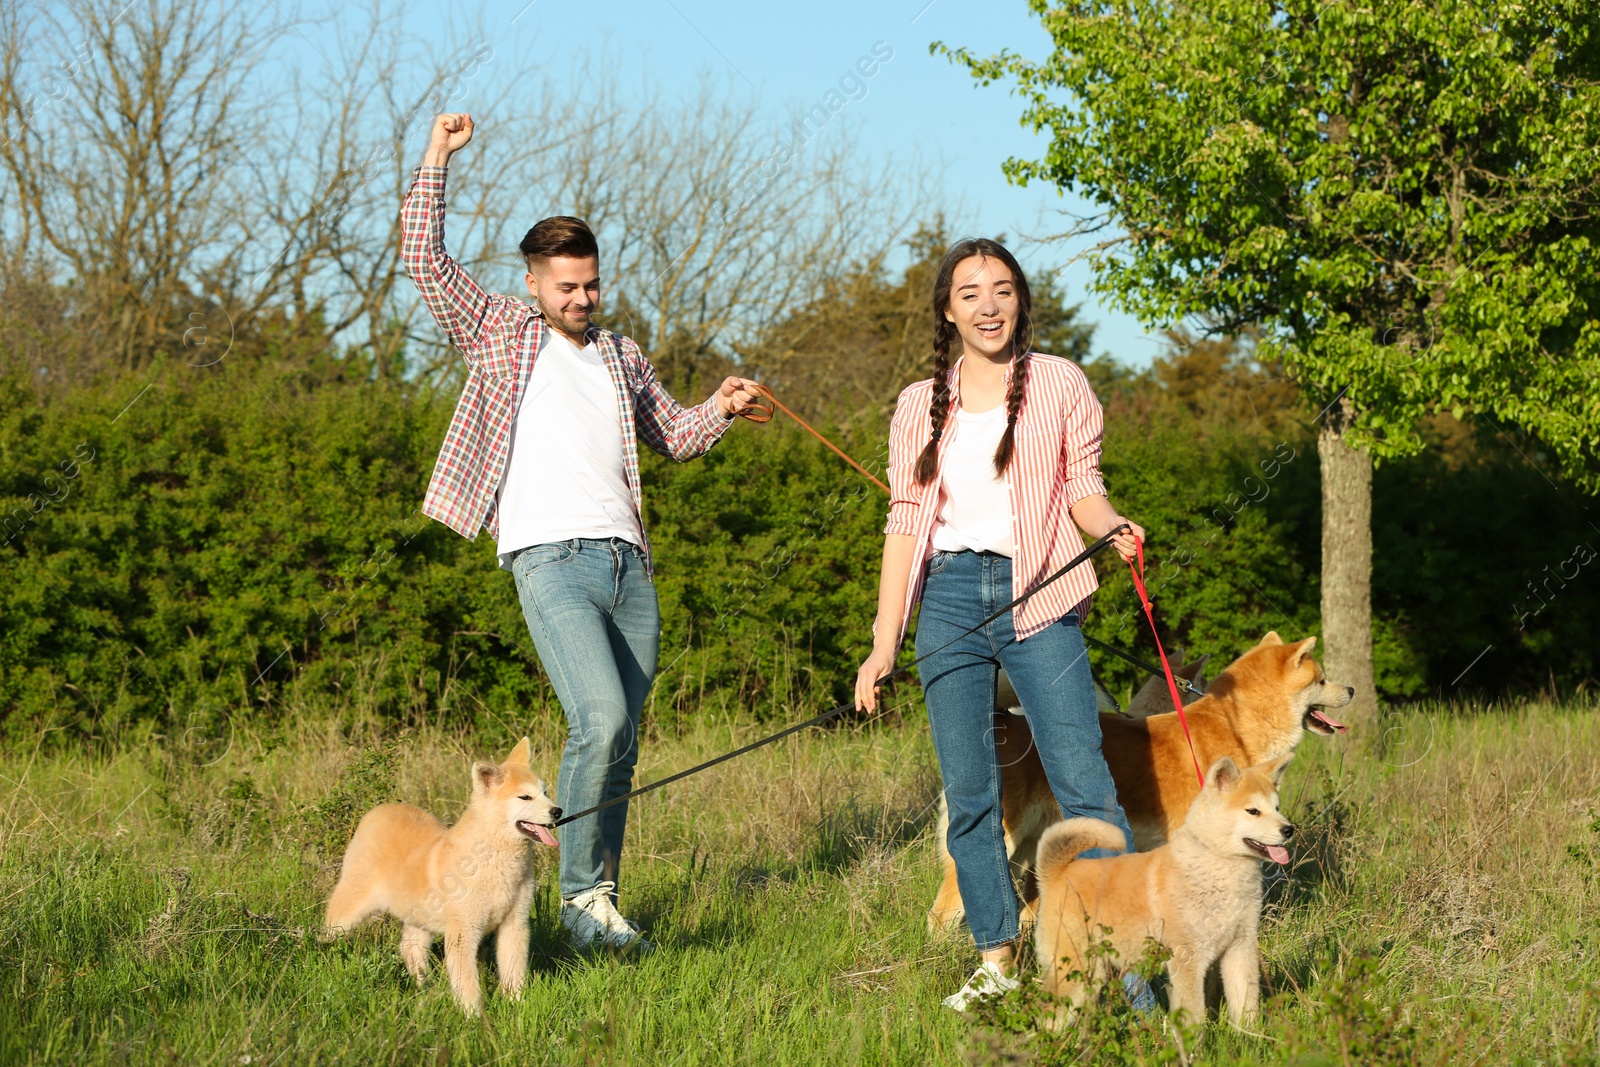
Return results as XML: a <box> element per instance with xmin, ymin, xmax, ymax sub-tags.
<box><xmin>1060</xmin><ymin>366</ymin><xmax>1109</xmax><ymax>506</ymax></box>
<box><xmin>628</xmin><ymin>340</ymin><xmax>733</xmax><ymax>460</ymax></box>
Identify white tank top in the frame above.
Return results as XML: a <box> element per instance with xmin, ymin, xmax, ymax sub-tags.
<box><xmin>494</xmin><ymin>331</ymin><xmax>642</xmax><ymax>569</ymax></box>
<box><xmin>929</xmin><ymin>403</ymin><xmax>1015</xmax><ymax>557</ymax></box>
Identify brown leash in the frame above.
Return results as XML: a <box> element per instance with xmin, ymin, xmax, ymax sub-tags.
<box><xmin>737</xmin><ymin>382</ymin><xmax>890</xmax><ymax>494</ymax></box>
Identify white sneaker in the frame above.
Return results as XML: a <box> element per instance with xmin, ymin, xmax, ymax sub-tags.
<box><xmin>561</xmin><ymin>881</ymin><xmax>653</xmax><ymax>953</ymax></box>
<box><xmin>943</xmin><ymin>961</ymin><xmax>1020</xmax><ymax>1012</ymax></box>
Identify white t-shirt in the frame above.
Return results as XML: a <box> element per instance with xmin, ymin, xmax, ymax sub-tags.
<box><xmin>494</xmin><ymin>331</ymin><xmax>641</xmax><ymax>569</ymax></box>
<box><xmin>930</xmin><ymin>403</ymin><xmax>1016</xmax><ymax>557</ymax></box>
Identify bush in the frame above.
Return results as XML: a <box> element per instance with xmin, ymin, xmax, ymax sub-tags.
<box><xmin>3</xmin><ymin>336</ymin><xmax>1595</xmax><ymax>742</ymax></box>
<box><xmin>0</xmin><ymin>351</ymin><xmax>893</xmax><ymax>739</ymax></box>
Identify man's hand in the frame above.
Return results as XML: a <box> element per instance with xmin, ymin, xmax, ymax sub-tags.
<box><xmin>424</xmin><ymin>113</ymin><xmax>474</xmax><ymax>168</ymax></box>
<box><xmin>714</xmin><ymin>376</ymin><xmax>762</xmax><ymax>418</ymax></box>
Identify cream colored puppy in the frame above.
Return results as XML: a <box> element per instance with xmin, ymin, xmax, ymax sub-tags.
<box><xmin>1033</xmin><ymin>754</ymin><xmax>1295</xmax><ymax>1029</ymax></box>
<box><xmin>321</xmin><ymin>737</ymin><xmax>560</xmax><ymax>1014</ymax></box>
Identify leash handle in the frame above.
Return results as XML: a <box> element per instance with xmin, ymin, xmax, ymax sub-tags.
<box><xmin>1127</xmin><ymin>536</ymin><xmax>1205</xmax><ymax>786</ymax></box>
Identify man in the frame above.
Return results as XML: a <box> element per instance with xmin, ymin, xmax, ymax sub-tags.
<box><xmin>402</xmin><ymin>111</ymin><xmax>759</xmax><ymax>951</ymax></box>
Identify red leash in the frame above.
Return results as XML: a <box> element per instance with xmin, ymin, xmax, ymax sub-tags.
<box><xmin>1127</xmin><ymin>537</ymin><xmax>1205</xmax><ymax>786</ymax></box>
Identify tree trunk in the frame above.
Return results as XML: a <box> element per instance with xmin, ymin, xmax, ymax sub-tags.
<box><xmin>1319</xmin><ymin>398</ymin><xmax>1377</xmax><ymax>729</ymax></box>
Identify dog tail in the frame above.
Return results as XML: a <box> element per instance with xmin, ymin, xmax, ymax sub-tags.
<box><xmin>1037</xmin><ymin>818</ymin><xmax>1127</xmax><ymax>882</ymax></box>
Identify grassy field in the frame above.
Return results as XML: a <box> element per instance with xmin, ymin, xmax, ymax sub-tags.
<box><xmin>1</xmin><ymin>698</ymin><xmax>1597</xmax><ymax>1065</ymax></box>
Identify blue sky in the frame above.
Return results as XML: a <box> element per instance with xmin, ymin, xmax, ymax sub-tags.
<box><xmin>327</xmin><ymin>0</ymin><xmax>1169</xmax><ymax>365</ymax></box>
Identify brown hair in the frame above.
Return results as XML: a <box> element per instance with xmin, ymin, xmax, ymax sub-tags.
<box><xmin>913</xmin><ymin>238</ymin><xmax>1035</xmax><ymax>487</ymax></box>
<box><xmin>519</xmin><ymin>216</ymin><xmax>599</xmax><ymax>271</ymax></box>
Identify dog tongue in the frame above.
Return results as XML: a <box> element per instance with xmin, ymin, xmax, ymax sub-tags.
<box><xmin>532</xmin><ymin>825</ymin><xmax>558</xmax><ymax>847</ymax></box>
<box><xmin>1265</xmin><ymin>843</ymin><xmax>1289</xmax><ymax>864</ymax></box>
<box><xmin>1310</xmin><ymin>708</ymin><xmax>1347</xmax><ymax>733</ymax></box>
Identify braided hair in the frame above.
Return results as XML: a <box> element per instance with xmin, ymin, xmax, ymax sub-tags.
<box><xmin>913</xmin><ymin>238</ymin><xmax>1035</xmax><ymax>486</ymax></box>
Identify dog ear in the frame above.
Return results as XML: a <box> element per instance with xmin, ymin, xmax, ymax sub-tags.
<box><xmin>472</xmin><ymin>761</ymin><xmax>504</xmax><ymax>794</ymax></box>
<box><xmin>505</xmin><ymin>737</ymin><xmax>532</xmax><ymax>767</ymax></box>
<box><xmin>1205</xmin><ymin>756</ymin><xmax>1242</xmax><ymax>792</ymax></box>
<box><xmin>1257</xmin><ymin>632</ymin><xmax>1283</xmax><ymax>647</ymax></box>
<box><xmin>1264</xmin><ymin>753</ymin><xmax>1294</xmax><ymax>786</ymax></box>
<box><xmin>1290</xmin><ymin>636</ymin><xmax>1317</xmax><ymax>665</ymax></box>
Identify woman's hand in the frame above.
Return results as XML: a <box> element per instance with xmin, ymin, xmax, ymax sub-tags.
<box><xmin>1069</xmin><ymin>494</ymin><xmax>1146</xmax><ymax>562</ymax></box>
<box><xmin>1108</xmin><ymin>518</ymin><xmax>1145</xmax><ymax>562</ymax></box>
<box><xmin>855</xmin><ymin>644</ymin><xmax>899</xmax><ymax>712</ymax></box>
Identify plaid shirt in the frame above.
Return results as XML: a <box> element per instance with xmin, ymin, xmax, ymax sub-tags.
<box><xmin>401</xmin><ymin>165</ymin><xmax>734</xmax><ymax>575</ymax></box>
<box><xmin>885</xmin><ymin>353</ymin><xmax>1109</xmax><ymax>645</ymax></box>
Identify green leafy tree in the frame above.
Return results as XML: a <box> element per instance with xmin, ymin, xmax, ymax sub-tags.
<box><xmin>942</xmin><ymin>0</ymin><xmax>1600</xmax><ymax>724</ymax></box>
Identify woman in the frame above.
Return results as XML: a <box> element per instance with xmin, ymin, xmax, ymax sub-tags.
<box><xmin>854</xmin><ymin>238</ymin><xmax>1144</xmax><ymax>1011</ymax></box>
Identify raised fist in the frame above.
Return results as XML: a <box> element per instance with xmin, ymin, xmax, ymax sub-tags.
<box><xmin>425</xmin><ymin>113</ymin><xmax>474</xmax><ymax>165</ymax></box>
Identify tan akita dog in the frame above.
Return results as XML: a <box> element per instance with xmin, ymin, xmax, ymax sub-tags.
<box><xmin>321</xmin><ymin>737</ymin><xmax>561</xmax><ymax>1014</ymax></box>
<box><xmin>929</xmin><ymin>633</ymin><xmax>1351</xmax><ymax>931</ymax></box>
<box><xmin>1033</xmin><ymin>754</ymin><xmax>1295</xmax><ymax>1029</ymax></box>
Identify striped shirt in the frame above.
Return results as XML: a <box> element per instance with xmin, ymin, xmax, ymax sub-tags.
<box><xmin>885</xmin><ymin>353</ymin><xmax>1109</xmax><ymax>644</ymax></box>
<box><xmin>400</xmin><ymin>164</ymin><xmax>733</xmax><ymax>575</ymax></box>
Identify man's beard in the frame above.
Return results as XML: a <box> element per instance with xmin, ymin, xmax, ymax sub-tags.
<box><xmin>545</xmin><ymin>307</ymin><xmax>592</xmax><ymax>340</ymax></box>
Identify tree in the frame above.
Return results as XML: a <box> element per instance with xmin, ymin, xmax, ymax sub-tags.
<box><xmin>0</xmin><ymin>0</ymin><xmax>539</xmax><ymax>383</ymax></box>
<box><xmin>559</xmin><ymin>86</ymin><xmax>921</xmax><ymax>403</ymax></box>
<box><xmin>0</xmin><ymin>0</ymin><xmax>918</xmax><ymax>397</ymax></box>
<box><xmin>942</xmin><ymin>0</ymin><xmax>1600</xmax><ymax>725</ymax></box>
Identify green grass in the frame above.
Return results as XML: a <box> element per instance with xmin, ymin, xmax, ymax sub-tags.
<box><xmin>1</xmin><ymin>699</ymin><xmax>1597</xmax><ymax>1065</ymax></box>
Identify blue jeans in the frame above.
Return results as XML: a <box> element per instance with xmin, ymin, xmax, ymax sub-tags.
<box><xmin>917</xmin><ymin>549</ymin><xmax>1134</xmax><ymax>950</ymax></box>
<box><xmin>512</xmin><ymin>537</ymin><xmax>659</xmax><ymax>900</ymax></box>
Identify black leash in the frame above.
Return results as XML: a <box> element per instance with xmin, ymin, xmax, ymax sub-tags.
<box><xmin>1082</xmin><ymin>633</ymin><xmax>1204</xmax><ymax>698</ymax></box>
<box><xmin>553</xmin><ymin>525</ymin><xmax>1129</xmax><ymax>828</ymax></box>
